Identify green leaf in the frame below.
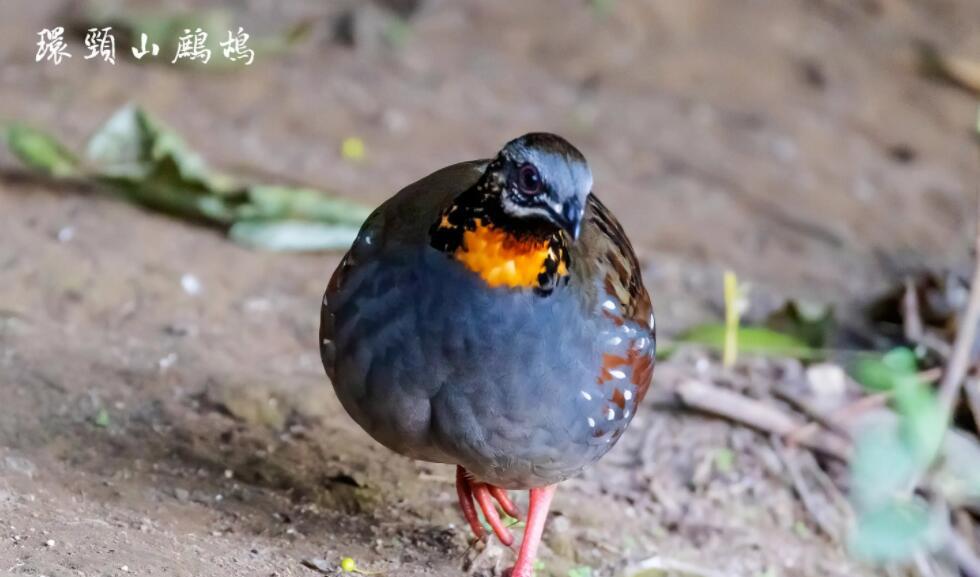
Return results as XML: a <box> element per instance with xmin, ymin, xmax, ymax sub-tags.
<box><xmin>676</xmin><ymin>325</ymin><xmax>818</xmax><ymax>359</ymax></box>
<box><xmin>229</xmin><ymin>220</ymin><xmax>360</xmax><ymax>252</ymax></box>
<box><xmin>932</xmin><ymin>430</ymin><xmax>980</xmax><ymax>505</ymax></box>
<box><xmin>850</xmin><ymin>418</ymin><xmax>918</xmax><ymax>509</ymax></box>
<box><xmin>849</xmin><ymin>500</ymin><xmax>945</xmax><ymax>563</ymax></box>
<box><xmin>764</xmin><ymin>300</ymin><xmax>834</xmax><ymax>348</ymax></box>
<box><xmin>590</xmin><ymin>0</ymin><xmax>617</xmax><ymax>16</ymax></box>
<box><xmin>5</xmin><ymin>123</ymin><xmax>81</xmax><ymax>178</ymax></box>
<box><xmin>245</xmin><ymin>185</ymin><xmax>372</xmax><ymax>225</ymax></box>
<box><xmin>853</xmin><ymin>347</ymin><xmax>918</xmax><ymax>392</ymax></box>
<box><xmin>85</xmin><ymin>105</ymin><xmax>251</xmax><ymax>224</ymax></box>
<box><xmin>86</xmin><ymin>104</ymin><xmax>224</xmax><ymax>189</ymax></box>
<box><xmin>714</xmin><ymin>447</ymin><xmax>736</xmax><ymax>474</ymax></box>
<box><xmin>382</xmin><ymin>17</ymin><xmax>412</xmax><ymax>49</ymax></box>
<box><xmin>103</xmin><ymin>180</ymin><xmax>240</xmax><ymax>225</ymax></box>
<box><xmin>93</xmin><ymin>408</ymin><xmax>111</xmax><ymax>428</ymax></box>
<box><xmin>853</xmin><ymin>348</ymin><xmax>943</xmax><ymax>465</ymax></box>
<box><xmin>9</xmin><ymin>104</ymin><xmax>371</xmax><ymax>252</ymax></box>
<box><xmin>793</xmin><ymin>521</ymin><xmax>812</xmax><ymax>539</ymax></box>
<box><xmin>567</xmin><ymin>567</ymin><xmax>593</xmax><ymax>577</ymax></box>
<box><xmin>893</xmin><ymin>377</ymin><xmax>945</xmax><ymax>464</ymax></box>
<box><xmin>85</xmin><ymin>104</ymin><xmax>155</xmax><ymax>179</ymax></box>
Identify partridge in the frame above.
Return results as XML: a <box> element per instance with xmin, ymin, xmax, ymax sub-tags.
<box><xmin>320</xmin><ymin>133</ymin><xmax>655</xmax><ymax>576</ymax></box>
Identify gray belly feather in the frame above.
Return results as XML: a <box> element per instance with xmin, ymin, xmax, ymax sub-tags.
<box><xmin>324</xmin><ymin>247</ymin><xmax>617</xmax><ymax>488</ymax></box>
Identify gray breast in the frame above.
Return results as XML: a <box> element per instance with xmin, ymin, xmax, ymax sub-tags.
<box><xmin>323</xmin><ymin>246</ymin><xmax>621</xmax><ymax>488</ymax></box>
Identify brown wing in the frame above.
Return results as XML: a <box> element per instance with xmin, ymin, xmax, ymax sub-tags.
<box><xmin>574</xmin><ymin>194</ymin><xmax>653</xmax><ymax>329</ymax></box>
<box><xmin>573</xmin><ymin>194</ymin><xmax>655</xmax><ymax>405</ymax></box>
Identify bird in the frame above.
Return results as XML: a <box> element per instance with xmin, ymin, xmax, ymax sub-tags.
<box><xmin>320</xmin><ymin>133</ymin><xmax>655</xmax><ymax>576</ymax></box>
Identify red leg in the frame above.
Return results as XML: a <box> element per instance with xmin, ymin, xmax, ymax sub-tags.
<box><xmin>471</xmin><ymin>482</ymin><xmax>515</xmax><ymax>546</ymax></box>
<box><xmin>507</xmin><ymin>485</ymin><xmax>557</xmax><ymax>577</ymax></box>
<box><xmin>456</xmin><ymin>466</ymin><xmax>524</xmax><ymax>546</ymax></box>
<box><xmin>455</xmin><ymin>466</ymin><xmax>485</xmax><ymax>540</ymax></box>
<box><xmin>489</xmin><ymin>486</ymin><xmax>520</xmax><ymax>519</ymax></box>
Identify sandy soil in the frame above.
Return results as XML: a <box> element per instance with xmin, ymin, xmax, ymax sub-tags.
<box><xmin>1</xmin><ymin>0</ymin><xmax>978</xmax><ymax>576</ymax></box>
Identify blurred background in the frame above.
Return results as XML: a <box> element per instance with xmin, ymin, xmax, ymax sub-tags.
<box><xmin>2</xmin><ymin>1</ymin><xmax>979</xmax><ymax>576</ymax></box>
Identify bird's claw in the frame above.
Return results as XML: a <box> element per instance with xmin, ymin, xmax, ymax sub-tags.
<box><xmin>455</xmin><ymin>466</ymin><xmax>521</xmax><ymax>547</ymax></box>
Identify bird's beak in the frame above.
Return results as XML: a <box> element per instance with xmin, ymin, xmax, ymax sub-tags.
<box><xmin>554</xmin><ymin>197</ymin><xmax>584</xmax><ymax>240</ymax></box>
<box><xmin>541</xmin><ymin>195</ymin><xmax>584</xmax><ymax>240</ymax></box>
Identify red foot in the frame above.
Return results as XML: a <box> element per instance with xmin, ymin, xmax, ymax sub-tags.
<box><xmin>506</xmin><ymin>485</ymin><xmax>556</xmax><ymax>577</ymax></box>
<box><xmin>455</xmin><ymin>466</ymin><xmax>522</xmax><ymax>546</ymax></box>
<box><xmin>455</xmin><ymin>467</ymin><xmax>557</xmax><ymax>577</ymax></box>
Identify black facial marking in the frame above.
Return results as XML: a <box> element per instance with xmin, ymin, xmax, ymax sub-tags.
<box><xmin>535</xmin><ymin>233</ymin><xmax>571</xmax><ymax>296</ymax></box>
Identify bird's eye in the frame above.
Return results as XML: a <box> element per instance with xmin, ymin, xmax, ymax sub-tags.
<box><xmin>518</xmin><ymin>164</ymin><xmax>542</xmax><ymax>195</ymax></box>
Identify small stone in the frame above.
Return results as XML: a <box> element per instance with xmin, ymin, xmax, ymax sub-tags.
<box><xmin>805</xmin><ymin>363</ymin><xmax>846</xmax><ymax>401</ymax></box>
<box><xmin>56</xmin><ymin>226</ymin><xmax>75</xmax><ymax>242</ymax></box>
<box><xmin>174</xmin><ymin>488</ymin><xmax>190</xmax><ymax>502</ymax></box>
<box><xmin>158</xmin><ymin>352</ymin><xmax>178</xmax><ymax>371</ymax></box>
<box><xmin>180</xmin><ymin>274</ymin><xmax>202</xmax><ymax>296</ymax></box>
<box><xmin>44</xmin><ymin>539</ymin><xmax>55</xmax><ymax>547</ymax></box>
<box><xmin>301</xmin><ymin>558</ymin><xmax>331</xmax><ymax>573</ymax></box>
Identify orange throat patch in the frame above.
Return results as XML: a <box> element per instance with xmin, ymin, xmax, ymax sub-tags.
<box><xmin>453</xmin><ymin>220</ymin><xmax>567</xmax><ymax>289</ymax></box>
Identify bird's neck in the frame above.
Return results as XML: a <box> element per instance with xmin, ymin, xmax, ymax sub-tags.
<box><xmin>429</xmin><ymin>186</ymin><xmax>570</xmax><ymax>293</ymax></box>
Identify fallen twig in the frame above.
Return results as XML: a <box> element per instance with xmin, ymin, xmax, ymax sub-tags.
<box><xmin>913</xmin><ymin>552</ymin><xmax>939</xmax><ymax>577</ymax></box>
<box><xmin>937</xmin><ymin>185</ymin><xmax>980</xmax><ymax>415</ymax></box>
<box><xmin>775</xmin><ymin>387</ymin><xmax>852</xmax><ymax>439</ymax></box>
<box><xmin>629</xmin><ymin>555</ymin><xmax>733</xmax><ymax>577</ymax></box>
<box><xmin>781</xmin><ymin>391</ymin><xmax>890</xmax><ymax>449</ymax></box>
<box><xmin>771</xmin><ymin>436</ymin><xmax>841</xmax><ymax>541</ymax></box>
<box><xmin>675</xmin><ymin>379</ymin><xmax>851</xmax><ymax>461</ymax></box>
<box><xmin>966</xmin><ymin>377</ymin><xmax>980</xmax><ymax>437</ymax></box>
<box><xmin>949</xmin><ymin>532</ymin><xmax>980</xmax><ymax>577</ymax></box>
<box><xmin>903</xmin><ymin>277</ymin><xmax>925</xmax><ymax>343</ymax></box>
<box><xmin>799</xmin><ymin>448</ymin><xmax>854</xmax><ymax>522</ymax></box>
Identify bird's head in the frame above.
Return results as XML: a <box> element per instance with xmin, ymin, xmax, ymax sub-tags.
<box><xmin>430</xmin><ymin>133</ymin><xmax>591</xmax><ymax>292</ymax></box>
<box><xmin>481</xmin><ymin>133</ymin><xmax>592</xmax><ymax>240</ymax></box>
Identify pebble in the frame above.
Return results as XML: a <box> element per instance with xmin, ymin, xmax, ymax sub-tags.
<box><xmin>180</xmin><ymin>274</ymin><xmax>202</xmax><ymax>296</ymax></box>
<box><xmin>56</xmin><ymin>226</ymin><xmax>74</xmax><ymax>242</ymax></box>
<box><xmin>158</xmin><ymin>352</ymin><xmax>178</xmax><ymax>370</ymax></box>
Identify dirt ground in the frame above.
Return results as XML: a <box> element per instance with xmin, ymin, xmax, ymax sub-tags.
<box><xmin>1</xmin><ymin>1</ymin><xmax>979</xmax><ymax>576</ymax></box>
